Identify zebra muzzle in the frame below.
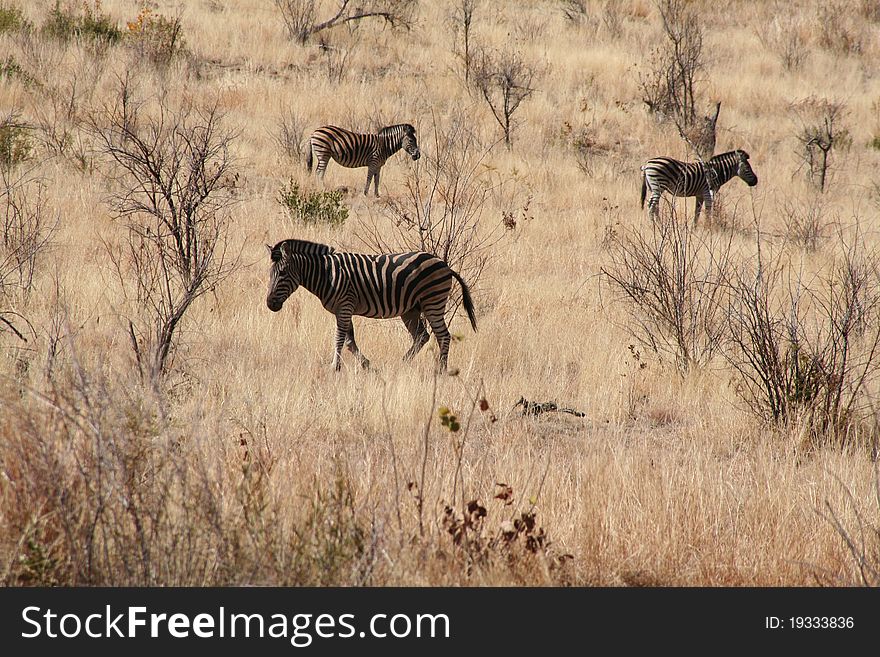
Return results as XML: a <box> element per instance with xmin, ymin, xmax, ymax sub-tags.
<box><xmin>411</xmin><ymin>150</ymin><xmax>421</xmax><ymax>161</ymax></box>
<box><xmin>267</xmin><ymin>299</ymin><xmax>283</xmax><ymax>312</ymax></box>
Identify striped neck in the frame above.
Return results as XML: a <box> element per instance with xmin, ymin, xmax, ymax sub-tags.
<box><xmin>708</xmin><ymin>151</ymin><xmax>740</xmax><ymax>187</ymax></box>
<box><xmin>377</xmin><ymin>125</ymin><xmax>407</xmax><ymax>159</ymax></box>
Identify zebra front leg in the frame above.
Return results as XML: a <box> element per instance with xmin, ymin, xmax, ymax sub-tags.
<box><xmin>345</xmin><ymin>326</ymin><xmax>370</xmax><ymax>369</ymax></box>
<box><xmin>694</xmin><ymin>195</ymin><xmax>704</xmax><ymax>225</ymax></box>
<box><xmin>332</xmin><ymin>314</ymin><xmax>352</xmax><ymax>371</ymax></box>
<box><xmin>704</xmin><ymin>190</ymin><xmax>715</xmax><ymax>222</ymax></box>
<box><xmin>401</xmin><ymin>310</ymin><xmax>430</xmax><ymax>362</ymax></box>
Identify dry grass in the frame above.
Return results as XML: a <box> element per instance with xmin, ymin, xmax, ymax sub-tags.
<box><xmin>1</xmin><ymin>0</ymin><xmax>879</xmax><ymax>586</ymax></box>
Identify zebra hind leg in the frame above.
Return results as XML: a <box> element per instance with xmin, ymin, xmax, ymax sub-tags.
<box><xmin>423</xmin><ymin>305</ymin><xmax>452</xmax><ymax>374</ymax></box>
<box><xmin>401</xmin><ymin>310</ymin><xmax>430</xmax><ymax>362</ymax></box>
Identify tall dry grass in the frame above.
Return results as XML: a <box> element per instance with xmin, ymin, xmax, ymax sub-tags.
<box><xmin>0</xmin><ymin>0</ymin><xmax>879</xmax><ymax>586</ymax></box>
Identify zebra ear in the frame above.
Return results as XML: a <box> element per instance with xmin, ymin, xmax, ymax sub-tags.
<box><xmin>265</xmin><ymin>244</ymin><xmax>272</xmax><ymax>253</ymax></box>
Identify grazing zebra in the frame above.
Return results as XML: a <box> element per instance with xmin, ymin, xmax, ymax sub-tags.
<box><xmin>640</xmin><ymin>149</ymin><xmax>758</xmax><ymax>222</ymax></box>
<box><xmin>266</xmin><ymin>239</ymin><xmax>476</xmax><ymax>373</ymax></box>
<box><xmin>306</xmin><ymin>124</ymin><xmax>421</xmax><ymax>197</ymax></box>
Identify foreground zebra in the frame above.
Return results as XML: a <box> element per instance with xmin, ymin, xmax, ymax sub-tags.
<box><xmin>266</xmin><ymin>239</ymin><xmax>476</xmax><ymax>372</ymax></box>
<box><xmin>640</xmin><ymin>149</ymin><xmax>758</xmax><ymax>222</ymax></box>
<box><xmin>306</xmin><ymin>124</ymin><xmax>421</xmax><ymax>196</ymax></box>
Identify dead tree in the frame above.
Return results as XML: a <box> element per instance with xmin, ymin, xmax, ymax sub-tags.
<box><xmin>92</xmin><ymin>79</ymin><xmax>239</xmax><ymax>383</ymax></box>
<box><xmin>275</xmin><ymin>0</ymin><xmax>416</xmax><ymax>44</ymax></box>
<box><xmin>472</xmin><ymin>48</ymin><xmax>538</xmax><ymax>148</ymax></box>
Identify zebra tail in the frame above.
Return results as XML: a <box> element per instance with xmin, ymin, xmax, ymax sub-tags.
<box><xmin>450</xmin><ymin>269</ymin><xmax>477</xmax><ymax>332</ymax></box>
<box><xmin>306</xmin><ymin>144</ymin><xmax>313</xmax><ymax>172</ymax></box>
<box><xmin>640</xmin><ymin>168</ymin><xmax>647</xmax><ymax>209</ymax></box>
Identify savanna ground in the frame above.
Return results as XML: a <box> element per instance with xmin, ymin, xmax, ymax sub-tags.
<box><xmin>1</xmin><ymin>0</ymin><xmax>880</xmax><ymax>586</ymax></box>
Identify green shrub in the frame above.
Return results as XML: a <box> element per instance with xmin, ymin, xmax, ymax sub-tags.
<box><xmin>0</xmin><ymin>3</ymin><xmax>30</xmax><ymax>33</ymax></box>
<box><xmin>0</xmin><ymin>120</ymin><xmax>32</xmax><ymax>169</ymax></box>
<box><xmin>41</xmin><ymin>0</ymin><xmax>122</xmax><ymax>45</ymax></box>
<box><xmin>870</xmin><ymin>135</ymin><xmax>880</xmax><ymax>151</ymax></box>
<box><xmin>125</xmin><ymin>7</ymin><xmax>185</xmax><ymax>67</ymax></box>
<box><xmin>277</xmin><ymin>179</ymin><xmax>348</xmax><ymax>227</ymax></box>
<box><xmin>0</xmin><ymin>56</ymin><xmax>37</xmax><ymax>87</ymax></box>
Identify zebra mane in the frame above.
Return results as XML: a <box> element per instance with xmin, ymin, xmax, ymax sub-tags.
<box><xmin>379</xmin><ymin>123</ymin><xmax>415</xmax><ymax>136</ymax></box>
<box><xmin>272</xmin><ymin>239</ymin><xmax>335</xmax><ymax>262</ymax></box>
<box><xmin>710</xmin><ymin>150</ymin><xmax>748</xmax><ymax>164</ymax></box>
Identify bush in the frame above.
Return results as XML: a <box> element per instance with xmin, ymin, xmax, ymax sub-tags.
<box><xmin>0</xmin><ymin>56</ymin><xmax>37</xmax><ymax>87</ymax></box>
<box><xmin>278</xmin><ymin>180</ymin><xmax>348</xmax><ymax>227</ymax></box>
<box><xmin>0</xmin><ymin>3</ymin><xmax>30</xmax><ymax>33</ymax></box>
<box><xmin>723</xmin><ymin>231</ymin><xmax>880</xmax><ymax>444</ymax></box>
<box><xmin>41</xmin><ymin>0</ymin><xmax>122</xmax><ymax>45</ymax></box>
<box><xmin>601</xmin><ymin>211</ymin><xmax>732</xmax><ymax>372</ymax></box>
<box><xmin>125</xmin><ymin>7</ymin><xmax>185</xmax><ymax>67</ymax></box>
<box><xmin>0</xmin><ymin>117</ymin><xmax>32</xmax><ymax>169</ymax></box>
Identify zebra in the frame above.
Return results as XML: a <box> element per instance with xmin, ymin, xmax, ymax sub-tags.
<box><xmin>266</xmin><ymin>239</ymin><xmax>477</xmax><ymax>373</ymax></box>
<box><xmin>640</xmin><ymin>149</ymin><xmax>758</xmax><ymax>222</ymax></box>
<box><xmin>306</xmin><ymin>124</ymin><xmax>421</xmax><ymax>197</ymax></box>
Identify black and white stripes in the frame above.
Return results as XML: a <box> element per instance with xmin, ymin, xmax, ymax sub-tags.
<box><xmin>266</xmin><ymin>239</ymin><xmax>476</xmax><ymax>372</ymax></box>
<box><xmin>306</xmin><ymin>124</ymin><xmax>421</xmax><ymax>197</ymax></box>
<box><xmin>640</xmin><ymin>149</ymin><xmax>758</xmax><ymax>222</ymax></box>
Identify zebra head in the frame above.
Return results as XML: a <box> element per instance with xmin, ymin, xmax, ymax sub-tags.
<box><xmin>402</xmin><ymin>124</ymin><xmax>420</xmax><ymax>161</ymax></box>
<box><xmin>735</xmin><ymin>150</ymin><xmax>758</xmax><ymax>187</ymax></box>
<box><xmin>266</xmin><ymin>242</ymin><xmax>299</xmax><ymax>312</ymax></box>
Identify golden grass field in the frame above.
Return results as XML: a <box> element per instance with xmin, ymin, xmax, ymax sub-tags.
<box><xmin>1</xmin><ymin>0</ymin><xmax>880</xmax><ymax>586</ymax></box>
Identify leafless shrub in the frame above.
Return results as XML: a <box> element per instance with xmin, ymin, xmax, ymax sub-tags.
<box><xmin>91</xmin><ymin>79</ymin><xmax>240</xmax><ymax>383</ymax></box>
<box><xmin>861</xmin><ymin>0</ymin><xmax>880</xmax><ymax>22</ymax></box>
<box><xmin>1</xmin><ymin>167</ymin><xmax>55</xmax><ymax>296</ymax></box>
<box><xmin>448</xmin><ymin>0</ymin><xmax>479</xmax><ymax>85</ymax></box>
<box><xmin>1</xmin><ymin>167</ymin><xmax>57</xmax><ymax>343</ymax></box>
<box><xmin>30</xmin><ymin>48</ymin><xmax>106</xmax><ymax>171</ymax></box>
<box><xmin>317</xmin><ymin>30</ymin><xmax>360</xmax><ymax>83</ymax></box>
<box><xmin>814</xmin><ymin>2</ymin><xmax>863</xmax><ymax>55</ymax></box>
<box><xmin>755</xmin><ymin>11</ymin><xmax>808</xmax><ymax>71</ymax></box>
<box><xmin>355</xmin><ymin>112</ymin><xmax>507</xmax><ymax>317</ymax></box>
<box><xmin>639</xmin><ymin>0</ymin><xmax>704</xmax><ymax>128</ymax></box>
<box><xmin>275</xmin><ymin>0</ymin><xmax>416</xmax><ymax>44</ymax></box>
<box><xmin>791</xmin><ymin>97</ymin><xmax>850</xmax><ymax>193</ymax></box>
<box><xmin>601</xmin><ymin>1</ymin><xmax>624</xmax><ymax>39</ymax></box>
<box><xmin>780</xmin><ymin>195</ymin><xmax>833</xmax><ymax>252</ymax></box>
<box><xmin>558</xmin><ymin>119</ymin><xmax>608</xmax><ymax>177</ymax></box>
<box><xmin>471</xmin><ymin>47</ymin><xmax>539</xmax><ymax>148</ymax></box>
<box><xmin>559</xmin><ymin>0</ymin><xmax>587</xmax><ymax>24</ymax></box>
<box><xmin>601</xmin><ymin>209</ymin><xmax>733</xmax><ymax>371</ymax></box>
<box><xmin>275</xmin><ymin>107</ymin><xmax>307</xmax><ymax>161</ymax></box>
<box><xmin>723</xmin><ymin>229</ymin><xmax>880</xmax><ymax>442</ymax></box>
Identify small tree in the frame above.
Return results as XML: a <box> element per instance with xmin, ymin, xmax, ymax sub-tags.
<box><xmin>275</xmin><ymin>0</ymin><xmax>415</xmax><ymax>44</ymax></box>
<box><xmin>792</xmin><ymin>97</ymin><xmax>849</xmax><ymax>193</ymax></box>
<box><xmin>472</xmin><ymin>48</ymin><xmax>538</xmax><ymax>148</ymax></box>
<box><xmin>92</xmin><ymin>79</ymin><xmax>239</xmax><ymax>383</ymax></box>
<box><xmin>639</xmin><ymin>0</ymin><xmax>704</xmax><ymax>127</ymax></box>
<box><xmin>448</xmin><ymin>0</ymin><xmax>479</xmax><ymax>85</ymax></box>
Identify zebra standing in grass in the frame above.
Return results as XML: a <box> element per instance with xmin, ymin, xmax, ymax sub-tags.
<box><xmin>640</xmin><ymin>149</ymin><xmax>758</xmax><ymax>223</ymax></box>
<box><xmin>306</xmin><ymin>124</ymin><xmax>421</xmax><ymax>197</ymax></box>
<box><xmin>266</xmin><ymin>239</ymin><xmax>476</xmax><ymax>373</ymax></box>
